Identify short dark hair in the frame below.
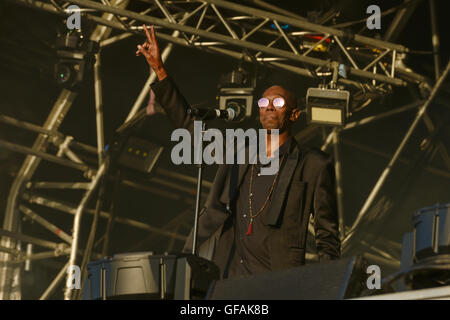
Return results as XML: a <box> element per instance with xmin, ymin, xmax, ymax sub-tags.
<box><xmin>262</xmin><ymin>85</ymin><xmax>297</xmax><ymax>109</ymax></box>
<box><xmin>256</xmin><ymin>73</ymin><xmax>304</xmax><ymax>110</ymax></box>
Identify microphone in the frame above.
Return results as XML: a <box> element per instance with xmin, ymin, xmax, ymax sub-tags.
<box><xmin>188</xmin><ymin>101</ymin><xmax>244</xmax><ymax>122</ymax></box>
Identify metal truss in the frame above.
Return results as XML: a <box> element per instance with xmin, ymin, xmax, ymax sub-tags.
<box><xmin>0</xmin><ymin>0</ymin><xmax>207</xmax><ymax>300</ymax></box>
<box><xmin>0</xmin><ymin>0</ymin><xmax>449</xmax><ymax>300</ymax></box>
<box><xmin>12</xmin><ymin>0</ymin><xmax>431</xmax><ymax>91</ymax></box>
<box><xmin>69</xmin><ymin>0</ymin><xmax>411</xmax><ymax>85</ymax></box>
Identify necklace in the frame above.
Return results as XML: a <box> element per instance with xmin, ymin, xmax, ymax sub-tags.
<box><xmin>246</xmin><ymin>153</ymin><xmax>286</xmax><ymax>236</ymax></box>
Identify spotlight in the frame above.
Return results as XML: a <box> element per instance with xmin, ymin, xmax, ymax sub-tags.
<box><xmin>217</xmin><ymin>68</ymin><xmax>255</xmax><ymax>122</ymax></box>
<box><xmin>56</xmin><ymin>64</ymin><xmax>72</xmax><ymax>84</ymax></box>
<box><xmin>54</xmin><ymin>30</ymin><xmax>97</xmax><ymax>89</ymax></box>
<box><xmin>54</xmin><ymin>59</ymin><xmax>84</xmax><ymax>87</ymax></box>
<box><xmin>306</xmin><ymin>87</ymin><xmax>350</xmax><ymax>126</ymax></box>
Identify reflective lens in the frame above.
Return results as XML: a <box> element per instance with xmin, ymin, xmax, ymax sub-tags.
<box><xmin>258</xmin><ymin>97</ymin><xmax>269</xmax><ymax>108</ymax></box>
<box><xmin>257</xmin><ymin>97</ymin><xmax>286</xmax><ymax>108</ymax></box>
<box><xmin>273</xmin><ymin>97</ymin><xmax>285</xmax><ymax>108</ymax></box>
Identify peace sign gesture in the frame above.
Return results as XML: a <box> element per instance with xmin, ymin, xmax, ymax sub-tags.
<box><xmin>136</xmin><ymin>24</ymin><xmax>167</xmax><ymax>81</ymax></box>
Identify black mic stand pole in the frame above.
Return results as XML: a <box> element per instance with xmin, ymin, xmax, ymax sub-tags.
<box><xmin>191</xmin><ymin>119</ymin><xmax>206</xmax><ymax>256</ymax></box>
<box><xmin>172</xmin><ymin>110</ymin><xmax>220</xmax><ymax>300</ymax></box>
<box><xmin>189</xmin><ymin>107</ymin><xmax>217</xmax><ymax>256</ymax></box>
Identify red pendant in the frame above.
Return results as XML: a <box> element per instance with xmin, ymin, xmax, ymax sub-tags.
<box><xmin>246</xmin><ymin>218</ymin><xmax>253</xmax><ymax>236</ymax></box>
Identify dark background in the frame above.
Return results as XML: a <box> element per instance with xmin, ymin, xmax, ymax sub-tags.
<box><xmin>0</xmin><ymin>0</ymin><xmax>449</xmax><ymax>298</ymax></box>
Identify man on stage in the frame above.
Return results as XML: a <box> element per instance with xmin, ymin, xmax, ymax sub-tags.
<box><xmin>137</xmin><ymin>25</ymin><xmax>340</xmax><ymax>279</ymax></box>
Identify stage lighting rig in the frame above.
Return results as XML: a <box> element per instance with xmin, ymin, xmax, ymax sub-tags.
<box><xmin>54</xmin><ymin>29</ymin><xmax>98</xmax><ymax>89</ymax></box>
<box><xmin>217</xmin><ymin>67</ymin><xmax>255</xmax><ymax>122</ymax></box>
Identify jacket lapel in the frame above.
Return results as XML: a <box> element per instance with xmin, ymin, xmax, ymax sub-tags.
<box><xmin>232</xmin><ymin>163</ymin><xmax>250</xmax><ymax>201</ymax></box>
<box><xmin>221</xmin><ymin>139</ymin><xmax>302</xmax><ymax>222</ymax></box>
<box><xmin>262</xmin><ymin>141</ymin><xmax>301</xmax><ymax>226</ymax></box>
<box><xmin>219</xmin><ymin>162</ymin><xmax>249</xmax><ymax>208</ymax></box>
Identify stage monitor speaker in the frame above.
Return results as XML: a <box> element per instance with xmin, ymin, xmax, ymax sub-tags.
<box><xmin>206</xmin><ymin>256</ymin><xmax>367</xmax><ymax>300</ymax></box>
<box><xmin>82</xmin><ymin>252</ymin><xmax>219</xmax><ymax>300</ymax></box>
<box><xmin>396</xmin><ymin>203</ymin><xmax>450</xmax><ymax>290</ymax></box>
<box><xmin>413</xmin><ymin>203</ymin><xmax>450</xmax><ymax>262</ymax></box>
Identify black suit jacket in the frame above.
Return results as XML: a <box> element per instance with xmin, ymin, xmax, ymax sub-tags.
<box><xmin>150</xmin><ymin>76</ymin><xmax>341</xmax><ymax>277</ymax></box>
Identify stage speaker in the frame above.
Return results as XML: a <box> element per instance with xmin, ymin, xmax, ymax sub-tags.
<box><xmin>396</xmin><ymin>203</ymin><xmax>450</xmax><ymax>290</ymax></box>
<box><xmin>206</xmin><ymin>256</ymin><xmax>367</xmax><ymax>300</ymax></box>
<box><xmin>413</xmin><ymin>203</ymin><xmax>450</xmax><ymax>262</ymax></box>
<box><xmin>82</xmin><ymin>252</ymin><xmax>219</xmax><ymax>300</ymax></box>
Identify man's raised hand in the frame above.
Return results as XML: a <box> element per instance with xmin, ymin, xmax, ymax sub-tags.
<box><xmin>136</xmin><ymin>24</ymin><xmax>167</xmax><ymax>81</ymax></box>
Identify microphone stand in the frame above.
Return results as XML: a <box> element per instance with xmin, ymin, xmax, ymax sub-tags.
<box><xmin>190</xmin><ymin>110</ymin><xmax>213</xmax><ymax>256</ymax></box>
<box><xmin>172</xmin><ymin>110</ymin><xmax>222</xmax><ymax>300</ymax></box>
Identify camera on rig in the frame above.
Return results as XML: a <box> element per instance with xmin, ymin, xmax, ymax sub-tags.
<box><xmin>217</xmin><ymin>67</ymin><xmax>255</xmax><ymax>122</ymax></box>
<box><xmin>54</xmin><ymin>28</ymin><xmax>98</xmax><ymax>89</ymax></box>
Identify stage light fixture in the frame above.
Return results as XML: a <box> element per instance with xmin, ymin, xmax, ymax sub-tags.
<box><xmin>217</xmin><ymin>68</ymin><xmax>255</xmax><ymax>122</ymax></box>
<box><xmin>53</xmin><ymin>30</ymin><xmax>97</xmax><ymax>89</ymax></box>
<box><xmin>306</xmin><ymin>87</ymin><xmax>350</xmax><ymax>126</ymax></box>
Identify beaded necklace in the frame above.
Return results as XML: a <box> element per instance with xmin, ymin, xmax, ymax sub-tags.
<box><xmin>246</xmin><ymin>153</ymin><xmax>286</xmax><ymax>236</ymax></box>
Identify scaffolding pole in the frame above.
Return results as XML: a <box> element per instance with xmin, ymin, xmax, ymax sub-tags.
<box><xmin>343</xmin><ymin>59</ymin><xmax>450</xmax><ymax>248</ymax></box>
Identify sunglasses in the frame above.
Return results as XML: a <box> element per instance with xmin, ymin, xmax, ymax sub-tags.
<box><xmin>257</xmin><ymin>97</ymin><xmax>286</xmax><ymax>109</ymax></box>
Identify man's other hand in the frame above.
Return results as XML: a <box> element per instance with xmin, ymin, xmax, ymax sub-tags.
<box><xmin>136</xmin><ymin>24</ymin><xmax>167</xmax><ymax>81</ymax></box>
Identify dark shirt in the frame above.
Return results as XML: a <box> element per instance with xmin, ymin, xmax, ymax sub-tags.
<box><xmin>227</xmin><ymin>137</ymin><xmax>292</xmax><ymax>278</ymax></box>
